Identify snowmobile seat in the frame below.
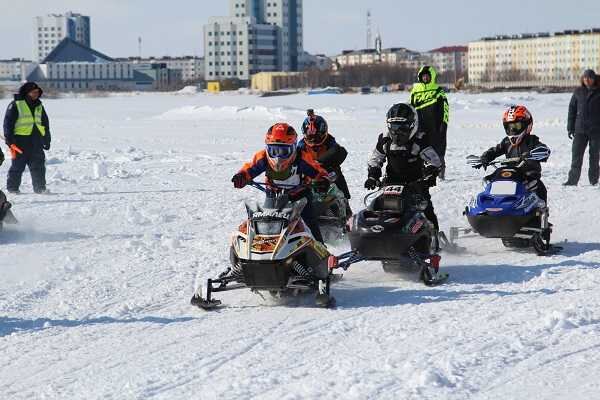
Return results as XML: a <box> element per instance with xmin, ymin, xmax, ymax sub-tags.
<box><xmin>370</xmin><ymin>195</ymin><xmax>404</xmax><ymax>213</ymax></box>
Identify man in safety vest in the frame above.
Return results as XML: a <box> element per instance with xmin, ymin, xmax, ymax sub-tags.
<box><xmin>410</xmin><ymin>66</ymin><xmax>449</xmax><ymax>180</ymax></box>
<box><xmin>3</xmin><ymin>82</ymin><xmax>51</xmax><ymax>194</ymax></box>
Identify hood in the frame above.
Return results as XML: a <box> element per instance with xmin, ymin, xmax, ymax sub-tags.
<box><xmin>417</xmin><ymin>65</ymin><xmax>438</xmax><ymax>85</ymax></box>
<box><xmin>17</xmin><ymin>81</ymin><xmax>44</xmax><ymax>98</ymax></box>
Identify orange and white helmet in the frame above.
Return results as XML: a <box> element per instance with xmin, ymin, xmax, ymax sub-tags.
<box><xmin>265</xmin><ymin>122</ymin><xmax>298</xmax><ymax>172</ymax></box>
<box><xmin>503</xmin><ymin>105</ymin><xmax>533</xmax><ymax>146</ymax></box>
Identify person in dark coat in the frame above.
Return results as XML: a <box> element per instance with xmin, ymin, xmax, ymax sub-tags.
<box><xmin>564</xmin><ymin>69</ymin><xmax>600</xmax><ymax>186</ymax></box>
<box><xmin>3</xmin><ymin>81</ymin><xmax>51</xmax><ymax>193</ymax></box>
<box><xmin>478</xmin><ymin>105</ymin><xmax>551</xmax><ymax>203</ymax></box>
<box><xmin>298</xmin><ymin>109</ymin><xmax>351</xmax><ymax>200</ymax></box>
<box><xmin>365</xmin><ymin>103</ymin><xmax>442</xmax><ymax>230</ymax></box>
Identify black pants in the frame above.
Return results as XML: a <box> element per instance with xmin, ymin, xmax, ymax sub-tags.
<box><xmin>567</xmin><ymin>133</ymin><xmax>600</xmax><ymax>184</ymax></box>
<box><xmin>7</xmin><ymin>150</ymin><xmax>46</xmax><ymax>192</ymax></box>
<box><xmin>536</xmin><ymin>180</ymin><xmax>548</xmax><ymax>203</ymax></box>
<box><xmin>265</xmin><ymin>191</ymin><xmax>324</xmax><ymax>243</ymax></box>
<box><xmin>422</xmin><ymin>190</ymin><xmax>439</xmax><ymax>231</ymax></box>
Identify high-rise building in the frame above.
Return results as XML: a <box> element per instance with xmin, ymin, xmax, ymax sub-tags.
<box><xmin>204</xmin><ymin>0</ymin><xmax>303</xmax><ymax>81</ymax></box>
<box><xmin>34</xmin><ymin>12</ymin><xmax>91</xmax><ymax>62</ymax></box>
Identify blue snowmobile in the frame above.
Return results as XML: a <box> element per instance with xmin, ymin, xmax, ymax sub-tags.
<box><xmin>459</xmin><ymin>148</ymin><xmax>560</xmax><ymax>255</ymax></box>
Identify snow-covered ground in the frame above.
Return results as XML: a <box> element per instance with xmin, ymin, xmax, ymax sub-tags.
<box><xmin>2</xmin><ymin>91</ymin><xmax>600</xmax><ymax>399</ymax></box>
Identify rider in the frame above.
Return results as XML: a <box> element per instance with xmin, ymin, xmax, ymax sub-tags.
<box><xmin>364</xmin><ymin>103</ymin><xmax>443</xmax><ymax>231</ymax></box>
<box><xmin>231</xmin><ymin>122</ymin><xmax>331</xmax><ymax>243</ymax></box>
<box><xmin>298</xmin><ymin>109</ymin><xmax>352</xmax><ymax>215</ymax></box>
<box><xmin>477</xmin><ymin>105</ymin><xmax>551</xmax><ymax>202</ymax></box>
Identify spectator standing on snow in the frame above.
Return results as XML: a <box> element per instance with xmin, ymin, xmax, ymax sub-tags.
<box><xmin>410</xmin><ymin>65</ymin><xmax>449</xmax><ymax>180</ymax></box>
<box><xmin>564</xmin><ymin>69</ymin><xmax>600</xmax><ymax>186</ymax></box>
<box><xmin>3</xmin><ymin>82</ymin><xmax>51</xmax><ymax>194</ymax></box>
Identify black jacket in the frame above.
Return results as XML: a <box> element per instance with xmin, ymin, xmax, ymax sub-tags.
<box><xmin>367</xmin><ymin>130</ymin><xmax>442</xmax><ymax>185</ymax></box>
<box><xmin>481</xmin><ymin>135</ymin><xmax>549</xmax><ymax>180</ymax></box>
<box><xmin>299</xmin><ymin>135</ymin><xmax>350</xmax><ymax>198</ymax></box>
<box><xmin>568</xmin><ymin>85</ymin><xmax>600</xmax><ymax>136</ymax></box>
<box><xmin>3</xmin><ymin>83</ymin><xmax>51</xmax><ymax>152</ymax></box>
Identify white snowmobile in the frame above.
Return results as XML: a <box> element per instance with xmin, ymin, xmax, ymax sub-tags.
<box><xmin>190</xmin><ymin>181</ymin><xmax>339</xmax><ymax>310</ymax></box>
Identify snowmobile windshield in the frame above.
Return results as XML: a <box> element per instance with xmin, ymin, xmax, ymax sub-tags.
<box><xmin>254</xmin><ymin>218</ymin><xmax>287</xmax><ymax>235</ymax></box>
<box><xmin>267</xmin><ymin>143</ymin><xmax>296</xmax><ymax>159</ymax></box>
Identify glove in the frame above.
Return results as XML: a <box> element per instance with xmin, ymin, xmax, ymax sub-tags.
<box><xmin>43</xmin><ymin>143</ymin><xmax>50</xmax><ymax>150</ymax></box>
<box><xmin>231</xmin><ymin>172</ymin><xmax>247</xmax><ymax>189</ymax></box>
<box><xmin>313</xmin><ymin>179</ymin><xmax>330</xmax><ymax>192</ymax></box>
<box><xmin>0</xmin><ymin>150</ymin><xmax>4</xmax><ymax>166</ymax></box>
<box><xmin>364</xmin><ymin>177</ymin><xmax>379</xmax><ymax>190</ymax></box>
<box><xmin>424</xmin><ymin>165</ymin><xmax>440</xmax><ymax>178</ymax></box>
<box><xmin>568</xmin><ymin>131</ymin><xmax>574</xmax><ymax>140</ymax></box>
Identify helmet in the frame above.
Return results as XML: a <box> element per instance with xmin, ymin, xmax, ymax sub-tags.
<box><xmin>265</xmin><ymin>122</ymin><xmax>298</xmax><ymax>172</ymax></box>
<box><xmin>386</xmin><ymin>103</ymin><xmax>418</xmax><ymax>145</ymax></box>
<box><xmin>301</xmin><ymin>109</ymin><xmax>328</xmax><ymax>146</ymax></box>
<box><xmin>503</xmin><ymin>105</ymin><xmax>533</xmax><ymax>146</ymax></box>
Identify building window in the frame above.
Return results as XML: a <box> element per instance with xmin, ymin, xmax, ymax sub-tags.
<box><xmin>208</xmin><ymin>32</ymin><xmax>212</xmax><ymax>36</ymax></box>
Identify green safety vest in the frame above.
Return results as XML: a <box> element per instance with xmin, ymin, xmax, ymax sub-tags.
<box><xmin>14</xmin><ymin>100</ymin><xmax>46</xmax><ymax>136</ymax></box>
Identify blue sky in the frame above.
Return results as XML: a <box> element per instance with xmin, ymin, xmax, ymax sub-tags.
<box><xmin>1</xmin><ymin>0</ymin><xmax>600</xmax><ymax>59</ymax></box>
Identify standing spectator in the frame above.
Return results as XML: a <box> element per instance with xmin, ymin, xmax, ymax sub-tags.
<box><xmin>564</xmin><ymin>69</ymin><xmax>600</xmax><ymax>186</ymax></box>
<box><xmin>3</xmin><ymin>82</ymin><xmax>51</xmax><ymax>194</ymax></box>
<box><xmin>410</xmin><ymin>66</ymin><xmax>449</xmax><ymax>180</ymax></box>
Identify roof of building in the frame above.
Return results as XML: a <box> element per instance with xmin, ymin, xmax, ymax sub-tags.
<box><xmin>42</xmin><ymin>38</ymin><xmax>113</xmax><ymax>63</ymax></box>
<box><xmin>477</xmin><ymin>28</ymin><xmax>600</xmax><ymax>42</ymax></box>
<box><xmin>428</xmin><ymin>46</ymin><xmax>468</xmax><ymax>53</ymax></box>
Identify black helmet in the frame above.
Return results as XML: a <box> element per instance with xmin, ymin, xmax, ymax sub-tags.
<box><xmin>301</xmin><ymin>109</ymin><xmax>329</xmax><ymax>146</ymax></box>
<box><xmin>386</xmin><ymin>103</ymin><xmax>418</xmax><ymax>144</ymax></box>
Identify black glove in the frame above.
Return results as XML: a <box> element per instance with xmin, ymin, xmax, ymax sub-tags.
<box><xmin>478</xmin><ymin>154</ymin><xmax>493</xmax><ymax>169</ymax></box>
<box><xmin>568</xmin><ymin>131</ymin><xmax>574</xmax><ymax>140</ymax></box>
<box><xmin>424</xmin><ymin>165</ymin><xmax>440</xmax><ymax>178</ymax></box>
<box><xmin>364</xmin><ymin>177</ymin><xmax>379</xmax><ymax>190</ymax></box>
<box><xmin>231</xmin><ymin>172</ymin><xmax>247</xmax><ymax>189</ymax></box>
<box><xmin>313</xmin><ymin>179</ymin><xmax>330</xmax><ymax>193</ymax></box>
<box><xmin>0</xmin><ymin>150</ymin><xmax>4</xmax><ymax>166</ymax></box>
<box><xmin>43</xmin><ymin>143</ymin><xmax>50</xmax><ymax>150</ymax></box>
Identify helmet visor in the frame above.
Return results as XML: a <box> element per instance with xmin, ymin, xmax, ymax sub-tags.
<box><xmin>504</xmin><ymin>121</ymin><xmax>526</xmax><ymax>136</ymax></box>
<box><xmin>267</xmin><ymin>143</ymin><xmax>295</xmax><ymax>159</ymax></box>
<box><xmin>387</xmin><ymin>117</ymin><xmax>415</xmax><ymax>136</ymax></box>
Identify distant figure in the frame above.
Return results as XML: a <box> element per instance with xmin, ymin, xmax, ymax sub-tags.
<box><xmin>564</xmin><ymin>69</ymin><xmax>600</xmax><ymax>186</ymax></box>
<box><xmin>410</xmin><ymin>66</ymin><xmax>449</xmax><ymax>179</ymax></box>
<box><xmin>3</xmin><ymin>82</ymin><xmax>51</xmax><ymax>194</ymax></box>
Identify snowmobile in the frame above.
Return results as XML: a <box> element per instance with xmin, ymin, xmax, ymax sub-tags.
<box><xmin>190</xmin><ymin>181</ymin><xmax>338</xmax><ymax>310</ymax></box>
<box><xmin>0</xmin><ymin>190</ymin><xmax>18</xmax><ymax>231</ymax></box>
<box><xmin>310</xmin><ymin>181</ymin><xmax>350</xmax><ymax>243</ymax></box>
<box><xmin>458</xmin><ymin>152</ymin><xmax>561</xmax><ymax>255</ymax></box>
<box><xmin>334</xmin><ymin>175</ymin><xmax>448</xmax><ymax>286</ymax></box>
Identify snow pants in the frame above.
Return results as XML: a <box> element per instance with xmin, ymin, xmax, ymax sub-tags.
<box><xmin>7</xmin><ymin>149</ymin><xmax>46</xmax><ymax>192</ymax></box>
<box><xmin>567</xmin><ymin>133</ymin><xmax>600</xmax><ymax>185</ymax></box>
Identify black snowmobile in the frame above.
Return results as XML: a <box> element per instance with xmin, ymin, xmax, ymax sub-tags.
<box><xmin>0</xmin><ymin>190</ymin><xmax>17</xmax><ymax>231</ymax></box>
<box><xmin>310</xmin><ymin>181</ymin><xmax>351</xmax><ymax>243</ymax></box>
<box><xmin>334</xmin><ymin>176</ymin><xmax>448</xmax><ymax>286</ymax></box>
<box><xmin>190</xmin><ymin>182</ymin><xmax>339</xmax><ymax>310</ymax></box>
